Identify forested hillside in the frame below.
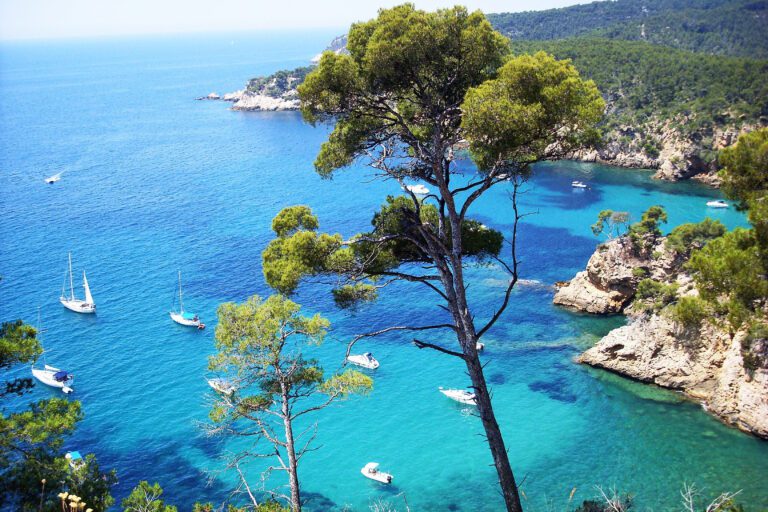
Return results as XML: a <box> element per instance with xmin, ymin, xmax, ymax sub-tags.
<box><xmin>488</xmin><ymin>0</ymin><xmax>768</xmax><ymax>58</ymax></box>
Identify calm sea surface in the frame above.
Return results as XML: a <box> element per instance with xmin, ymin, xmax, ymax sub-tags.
<box><xmin>1</xmin><ymin>32</ymin><xmax>766</xmax><ymax>511</ymax></box>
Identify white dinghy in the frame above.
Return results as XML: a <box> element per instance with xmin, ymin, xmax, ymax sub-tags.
<box><xmin>361</xmin><ymin>462</ymin><xmax>393</xmax><ymax>484</ymax></box>
<box><xmin>170</xmin><ymin>271</ymin><xmax>205</xmax><ymax>329</ymax></box>
<box><xmin>32</xmin><ymin>364</ymin><xmax>74</xmax><ymax>394</ymax></box>
<box><xmin>60</xmin><ymin>253</ymin><xmax>96</xmax><ymax>314</ymax></box>
<box><xmin>706</xmin><ymin>200</ymin><xmax>728</xmax><ymax>209</ymax></box>
<box><xmin>439</xmin><ymin>386</ymin><xmax>476</xmax><ymax>405</ymax></box>
<box><xmin>476</xmin><ymin>342</ymin><xmax>485</xmax><ymax>352</ymax></box>
<box><xmin>404</xmin><ymin>184</ymin><xmax>430</xmax><ymax>195</ymax></box>
<box><xmin>346</xmin><ymin>352</ymin><xmax>379</xmax><ymax>369</ymax></box>
<box><xmin>207</xmin><ymin>377</ymin><xmax>236</xmax><ymax>396</ymax></box>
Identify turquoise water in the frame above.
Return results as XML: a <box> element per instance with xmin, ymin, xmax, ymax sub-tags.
<box><xmin>1</xmin><ymin>32</ymin><xmax>766</xmax><ymax>511</ymax></box>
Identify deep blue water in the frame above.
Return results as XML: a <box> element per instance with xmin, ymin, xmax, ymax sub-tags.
<box><xmin>1</xmin><ymin>32</ymin><xmax>766</xmax><ymax>511</ymax></box>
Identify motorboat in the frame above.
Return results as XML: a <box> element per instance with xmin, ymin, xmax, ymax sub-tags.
<box><xmin>207</xmin><ymin>377</ymin><xmax>236</xmax><ymax>395</ymax></box>
<box><xmin>346</xmin><ymin>352</ymin><xmax>379</xmax><ymax>369</ymax></box>
<box><xmin>706</xmin><ymin>200</ymin><xmax>728</xmax><ymax>209</ymax></box>
<box><xmin>361</xmin><ymin>462</ymin><xmax>393</xmax><ymax>484</ymax></box>
<box><xmin>170</xmin><ymin>271</ymin><xmax>205</xmax><ymax>329</ymax></box>
<box><xmin>45</xmin><ymin>173</ymin><xmax>62</xmax><ymax>184</ymax></box>
<box><xmin>571</xmin><ymin>180</ymin><xmax>587</xmax><ymax>189</ymax></box>
<box><xmin>65</xmin><ymin>451</ymin><xmax>85</xmax><ymax>470</ymax></box>
<box><xmin>404</xmin><ymin>184</ymin><xmax>430</xmax><ymax>195</ymax></box>
<box><xmin>476</xmin><ymin>342</ymin><xmax>485</xmax><ymax>352</ymax></box>
<box><xmin>60</xmin><ymin>253</ymin><xmax>96</xmax><ymax>314</ymax></box>
<box><xmin>439</xmin><ymin>386</ymin><xmax>476</xmax><ymax>405</ymax></box>
<box><xmin>32</xmin><ymin>364</ymin><xmax>74</xmax><ymax>394</ymax></box>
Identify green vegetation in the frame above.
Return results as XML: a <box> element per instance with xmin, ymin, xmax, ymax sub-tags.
<box><xmin>247</xmin><ymin>66</ymin><xmax>314</xmax><ymax>97</ymax></box>
<box><xmin>591</xmin><ymin>210</ymin><xmax>630</xmax><ymax>239</ymax></box>
<box><xmin>287</xmin><ymin>5</ymin><xmax>603</xmax><ymax>511</ymax></box>
<box><xmin>666</xmin><ymin>218</ymin><xmax>727</xmax><ymax>255</ymax></box>
<box><xmin>122</xmin><ymin>481</ymin><xmax>177</xmax><ymax>512</ymax></box>
<box><xmin>488</xmin><ymin>0</ymin><xmax>768</xmax><ymax>59</ymax></box>
<box><xmin>509</xmin><ymin>38</ymin><xmax>768</xmax><ymax>134</ymax></box>
<box><xmin>0</xmin><ymin>321</ymin><xmax>117</xmax><ymax>511</ymax></box>
<box><xmin>208</xmin><ymin>295</ymin><xmax>371</xmax><ymax>512</ymax></box>
<box><xmin>628</xmin><ymin>205</ymin><xmax>668</xmax><ymax>252</ymax></box>
<box><xmin>635</xmin><ymin>278</ymin><xmax>679</xmax><ymax>313</ymax></box>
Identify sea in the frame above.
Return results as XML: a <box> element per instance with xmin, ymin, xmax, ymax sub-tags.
<box><xmin>1</xmin><ymin>30</ymin><xmax>766</xmax><ymax>512</ymax></box>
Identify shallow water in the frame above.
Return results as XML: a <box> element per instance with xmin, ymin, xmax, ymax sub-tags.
<box><xmin>1</xmin><ymin>32</ymin><xmax>766</xmax><ymax>511</ymax></box>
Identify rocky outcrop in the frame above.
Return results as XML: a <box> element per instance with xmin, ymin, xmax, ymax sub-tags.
<box><xmin>578</xmin><ymin>314</ymin><xmax>768</xmax><ymax>438</ymax></box>
<box><xmin>230</xmin><ymin>90</ymin><xmax>299</xmax><ymax>111</ymax></box>
<box><xmin>570</xmin><ymin>117</ymin><xmax>763</xmax><ymax>185</ymax></box>
<box><xmin>553</xmin><ymin>236</ymin><xmax>678</xmax><ymax>314</ymax></box>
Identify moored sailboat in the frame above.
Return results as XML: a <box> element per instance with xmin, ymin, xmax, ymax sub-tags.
<box><xmin>60</xmin><ymin>252</ymin><xmax>96</xmax><ymax>314</ymax></box>
<box><xmin>170</xmin><ymin>271</ymin><xmax>205</xmax><ymax>329</ymax></box>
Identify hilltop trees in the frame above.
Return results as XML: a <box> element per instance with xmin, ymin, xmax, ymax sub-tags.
<box><xmin>258</xmin><ymin>5</ymin><xmax>605</xmax><ymax>511</ymax></box>
<box><xmin>207</xmin><ymin>295</ymin><xmax>371</xmax><ymax>511</ymax></box>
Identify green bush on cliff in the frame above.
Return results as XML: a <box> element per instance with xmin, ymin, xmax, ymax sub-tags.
<box><xmin>667</xmin><ymin>295</ymin><xmax>710</xmax><ymax>332</ymax></box>
<box><xmin>628</xmin><ymin>206</ymin><xmax>668</xmax><ymax>253</ymax></box>
<box><xmin>666</xmin><ymin>218</ymin><xmax>727</xmax><ymax>255</ymax></box>
<box><xmin>635</xmin><ymin>278</ymin><xmax>678</xmax><ymax>313</ymax></box>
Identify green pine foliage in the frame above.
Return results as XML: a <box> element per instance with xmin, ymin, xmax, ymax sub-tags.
<box><xmin>488</xmin><ymin>0</ymin><xmax>768</xmax><ymax>58</ymax></box>
<box><xmin>509</xmin><ymin>38</ymin><xmax>768</xmax><ymax>134</ymax></box>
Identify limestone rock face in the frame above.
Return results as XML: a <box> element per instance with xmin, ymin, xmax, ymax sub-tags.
<box><xmin>553</xmin><ymin>236</ymin><xmax>676</xmax><ymax>314</ymax></box>
<box><xmin>231</xmin><ymin>90</ymin><xmax>299</xmax><ymax>111</ymax></box>
<box><xmin>578</xmin><ymin>315</ymin><xmax>768</xmax><ymax>438</ymax></box>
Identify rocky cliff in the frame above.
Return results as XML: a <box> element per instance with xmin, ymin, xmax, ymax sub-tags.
<box><xmin>556</xmin><ymin>235</ymin><xmax>768</xmax><ymax>438</ymax></box>
<box><xmin>570</xmin><ymin>116</ymin><xmax>761</xmax><ymax>185</ymax></box>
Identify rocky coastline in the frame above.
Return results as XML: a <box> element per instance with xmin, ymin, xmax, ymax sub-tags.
<box><xmin>555</xmin><ymin>235</ymin><xmax>768</xmax><ymax>439</ymax></box>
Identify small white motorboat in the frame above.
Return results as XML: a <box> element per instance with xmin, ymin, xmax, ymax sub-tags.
<box><xmin>476</xmin><ymin>342</ymin><xmax>485</xmax><ymax>352</ymax></box>
<box><xmin>60</xmin><ymin>253</ymin><xmax>96</xmax><ymax>314</ymax></box>
<box><xmin>45</xmin><ymin>173</ymin><xmax>62</xmax><ymax>184</ymax></box>
<box><xmin>706</xmin><ymin>200</ymin><xmax>728</xmax><ymax>209</ymax></box>
<box><xmin>571</xmin><ymin>180</ymin><xmax>587</xmax><ymax>189</ymax></box>
<box><xmin>439</xmin><ymin>386</ymin><xmax>476</xmax><ymax>405</ymax></box>
<box><xmin>361</xmin><ymin>462</ymin><xmax>393</xmax><ymax>484</ymax></box>
<box><xmin>32</xmin><ymin>364</ymin><xmax>74</xmax><ymax>394</ymax></box>
<box><xmin>346</xmin><ymin>352</ymin><xmax>379</xmax><ymax>369</ymax></box>
<box><xmin>170</xmin><ymin>271</ymin><xmax>205</xmax><ymax>329</ymax></box>
<box><xmin>207</xmin><ymin>377</ymin><xmax>236</xmax><ymax>395</ymax></box>
<box><xmin>405</xmin><ymin>184</ymin><xmax>430</xmax><ymax>195</ymax></box>
<box><xmin>65</xmin><ymin>451</ymin><xmax>85</xmax><ymax>470</ymax></box>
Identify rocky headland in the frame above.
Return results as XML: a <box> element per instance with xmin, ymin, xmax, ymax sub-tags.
<box><xmin>555</xmin><ymin>233</ymin><xmax>768</xmax><ymax>438</ymax></box>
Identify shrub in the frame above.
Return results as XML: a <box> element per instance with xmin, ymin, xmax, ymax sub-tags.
<box><xmin>667</xmin><ymin>295</ymin><xmax>709</xmax><ymax>330</ymax></box>
<box><xmin>666</xmin><ymin>218</ymin><xmax>726</xmax><ymax>255</ymax></box>
<box><xmin>635</xmin><ymin>278</ymin><xmax>678</xmax><ymax>312</ymax></box>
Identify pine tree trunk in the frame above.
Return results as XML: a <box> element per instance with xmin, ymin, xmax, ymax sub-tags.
<box><xmin>282</xmin><ymin>392</ymin><xmax>302</xmax><ymax>512</ymax></box>
<box><xmin>463</xmin><ymin>339</ymin><xmax>523</xmax><ymax>512</ymax></box>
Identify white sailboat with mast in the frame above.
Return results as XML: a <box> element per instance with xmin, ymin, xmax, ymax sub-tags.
<box><xmin>31</xmin><ymin>309</ymin><xmax>74</xmax><ymax>394</ymax></box>
<box><xmin>170</xmin><ymin>271</ymin><xmax>205</xmax><ymax>329</ymax></box>
<box><xmin>60</xmin><ymin>252</ymin><xmax>96</xmax><ymax>314</ymax></box>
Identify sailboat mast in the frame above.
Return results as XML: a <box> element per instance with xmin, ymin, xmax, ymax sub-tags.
<box><xmin>178</xmin><ymin>271</ymin><xmax>184</xmax><ymax>313</ymax></box>
<box><xmin>68</xmin><ymin>252</ymin><xmax>75</xmax><ymax>300</ymax></box>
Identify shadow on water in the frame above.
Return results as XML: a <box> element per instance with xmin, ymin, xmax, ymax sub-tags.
<box><xmin>529</xmin><ymin>378</ymin><xmax>579</xmax><ymax>404</ymax></box>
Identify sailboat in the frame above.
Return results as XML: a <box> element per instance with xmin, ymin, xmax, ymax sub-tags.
<box><xmin>31</xmin><ymin>310</ymin><xmax>74</xmax><ymax>394</ymax></box>
<box><xmin>170</xmin><ymin>271</ymin><xmax>205</xmax><ymax>329</ymax></box>
<box><xmin>60</xmin><ymin>253</ymin><xmax>96</xmax><ymax>314</ymax></box>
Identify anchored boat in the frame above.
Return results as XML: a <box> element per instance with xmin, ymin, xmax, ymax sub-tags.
<box><xmin>32</xmin><ymin>364</ymin><xmax>74</xmax><ymax>394</ymax></box>
<box><xmin>404</xmin><ymin>184</ymin><xmax>430</xmax><ymax>195</ymax></box>
<box><xmin>346</xmin><ymin>352</ymin><xmax>379</xmax><ymax>369</ymax></box>
<box><xmin>439</xmin><ymin>386</ymin><xmax>476</xmax><ymax>405</ymax></box>
<box><xmin>207</xmin><ymin>377</ymin><xmax>236</xmax><ymax>395</ymax></box>
<box><xmin>706</xmin><ymin>200</ymin><xmax>728</xmax><ymax>208</ymax></box>
<box><xmin>170</xmin><ymin>271</ymin><xmax>205</xmax><ymax>329</ymax></box>
<box><xmin>361</xmin><ymin>462</ymin><xmax>393</xmax><ymax>484</ymax></box>
<box><xmin>60</xmin><ymin>253</ymin><xmax>96</xmax><ymax>314</ymax></box>
<box><xmin>571</xmin><ymin>180</ymin><xmax>587</xmax><ymax>189</ymax></box>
